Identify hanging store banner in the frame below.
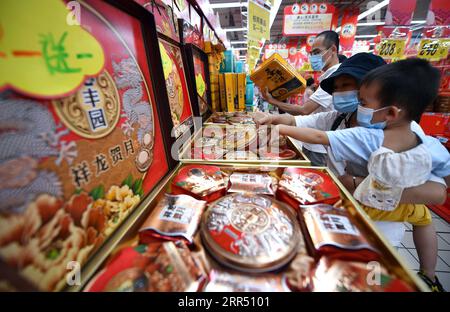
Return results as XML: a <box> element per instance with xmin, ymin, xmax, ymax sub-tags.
<box><xmin>426</xmin><ymin>0</ymin><xmax>450</xmax><ymax>26</ymax></box>
<box><xmin>283</xmin><ymin>3</ymin><xmax>335</xmax><ymax>36</ymax></box>
<box><xmin>384</xmin><ymin>0</ymin><xmax>417</xmax><ymax>26</ymax></box>
<box><xmin>248</xmin><ymin>0</ymin><xmax>270</xmax><ymax>42</ymax></box>
<box><xmin>339</xmin><ymin>8</ymin><xmax>359</xmax><ymax>52</ymax></box>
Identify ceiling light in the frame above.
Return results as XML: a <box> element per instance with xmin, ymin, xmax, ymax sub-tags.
<box><xmin>210</xmin><ymin>2</ymin><xmax>247</xmax><ymax>9</ymax></box>
<box><xmin>223</xmin><ymin>27</ymin><xmax>247</xmax><ymax>32</ymax></box>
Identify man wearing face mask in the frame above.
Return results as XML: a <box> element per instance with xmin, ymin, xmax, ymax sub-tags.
<box><xmin>256</xmin><ymin>52</ymin><xmax>384</xmax><ymax>175</ymax></box>
<box><xmin>260</xmin><ymin>30</ymin><xmax>341</xmax><ymax>166</ymax></box>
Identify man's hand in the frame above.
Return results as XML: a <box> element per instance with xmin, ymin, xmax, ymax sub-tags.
<box><xmin>253</xmin><ymin>111</ymin><xmax>273</xmax><ymax>126</ymax></box>
<box><xmin>260</xmin><ymin>87</ymin><xmax>278</xmax><ymax>106</ymax></box>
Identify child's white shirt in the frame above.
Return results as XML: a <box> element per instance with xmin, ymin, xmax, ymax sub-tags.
<box><xmin>353</xmin><ymin>144</ymin><xmax>432</xmax><ymax>211</ymax></box>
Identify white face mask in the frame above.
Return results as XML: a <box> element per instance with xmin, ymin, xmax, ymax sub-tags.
<box><xmin>309</xmin><ymin>48</ymin><xmax>331</xmax><ymax>71</ymax></box>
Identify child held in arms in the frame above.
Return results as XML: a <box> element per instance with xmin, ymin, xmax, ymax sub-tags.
<box><xmin>268</xmin><ymin>58</ymin><xmax>450</xmax><ymax>291</ymax></box>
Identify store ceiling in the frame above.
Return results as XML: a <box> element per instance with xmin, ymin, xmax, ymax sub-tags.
<box><xmin>210</xmin><ymin>0</ymin><xmax>432</xmax><ymax>58</ymax></box>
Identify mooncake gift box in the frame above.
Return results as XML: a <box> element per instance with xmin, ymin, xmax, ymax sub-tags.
<box><xmin>139</xmin><ymin>194</ymin><xmax>206</xmax><ymax>244</ymax></box>
<box><xmin>277</xmin><ymin>168</ymin><xmax>341</xmax><ymax>208</ymax></box>
<box><xmin>250</xmin><ymin>53</ymin><xmax>306</xmax><ymax>101</ymax></box>
<box><xmin>171</xmin><ymin>165</ymin><xmax>227</xmax><ymax>202</ymax></box>
<box><xmin>203</xmin><ymin>269</ymin><xmax>291</xmax><ymax>292</ymax></box>
<box><xmin>200</xmin><ymin>193</ymin><xmax>301</xmax><ymax>273</ymax></box>
<box><xmin>85</xmin><ymin>241</ymin><xmax>206</xmax><ymax>292</ymax></box>
<box><xmin>311</xmin><ymin>258</ymin><xmax>414</xmax><ymax>292</ymax></box>
<box><xmin>300</xmin><ymin>204</ymin><xmax>380</xmax><ymax>262</ymax></box>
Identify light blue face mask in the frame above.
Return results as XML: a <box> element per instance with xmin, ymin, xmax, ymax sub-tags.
<box><xmin>356</xmin><ymin>105</ymin><xmax>388</xmax><ymax>129</ymax></box>
<box><xmin>309</xmin><ymin>48</ymin><xmax>330</xmax><ymax>71</ymax></box>
<box><xmin>332</xmin><ymin>90</ymin><xmax>360</xmax><ymax>113</ymax></box>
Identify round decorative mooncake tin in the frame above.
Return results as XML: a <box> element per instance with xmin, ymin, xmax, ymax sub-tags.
<box><xmin>200</xmin><ymin>193</ymin><xmax>300</xmax><ymax>273</ymax></box>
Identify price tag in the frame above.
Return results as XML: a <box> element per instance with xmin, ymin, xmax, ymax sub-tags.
<box><xmin>377</xmin><ymin>39</ymin><xmax>406</xmax><ymax>59</ymax></box>
<box><xmin>417</xmin><ymin>39</ymin><xmax>443</xmax><ymax>60</ymax></box>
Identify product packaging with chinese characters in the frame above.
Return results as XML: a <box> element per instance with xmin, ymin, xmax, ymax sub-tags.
<box><xmin>250</xmin><ymin>53</ymin><xmax>306</xmax><ymax>101</ymax></box>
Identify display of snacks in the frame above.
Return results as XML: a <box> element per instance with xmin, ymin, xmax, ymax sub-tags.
<box><xmin>311</xmin><ymin>258</ymin><xmax>414</xmax><ymax>292</ymax></box>
<box><xmin>300</xmin><ymin>204</ymin><xmax>380</xmax><ymax>262</ymax></box>
<box><xmin>228</xmin><ymin>172</ymin><xmax>276</xmax><ymax>195</ymax></box>
<box><xmin>80</xmin><ymin>164</ymin><xmax>426</xmax><ymax>292</ymax></box>
<box><xmin>200</xmin><ymin>193</ymin><xmax>301</xmax><ymax>273</ymax></box>
<box><xmin>250</xmin><ymin>53</ymin><xmax>307</xmax><ymax>101</ymax></box>
<box><xmin>171</xmin><ymin>165</ymin><xmax>227</xmax><ymax>201</ymax></box>
<box><xmin>139</xmin><ymin>194</ymin><xmax>206</xmax><ymax>244</ymax></box>
<box><xmin>203</xmin><ymin>269</ymin><xmax>290</xmax><ymax>292</ymax></box>
<box><xmin>180</xmin><ymin>125</ymin><xmax>310</xmax><ymax>165</ymax></box>
<box><xmin>85</xmin><ymin>241</ymin><xmax>206</xmax><ymax>292</ymax></box>
<box><xmin>277</xmin><ymin>168</ymin><xmax>341</xmax><ymax>208</ymax></box>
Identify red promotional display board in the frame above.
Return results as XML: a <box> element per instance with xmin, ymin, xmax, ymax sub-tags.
<box><xmin>339</xmin><ymin>8</ymin><xmax>359</xmax><ymax>52</ymax></box>
<box><xmin>283</xmin><ymin>3</ymin><xmax>336</xmax><ymax>36</ymax></box>
<box><xmin>0</xmin><ymin>0</ymin><xmax>172</xmax><ymax>291</ymax></box>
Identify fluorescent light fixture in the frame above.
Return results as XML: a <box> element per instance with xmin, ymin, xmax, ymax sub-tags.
<box><xmin>356</xmin><ymin>20</ymin><xmax>426</xmax><ymax>27</ymax></box>
<box><xmin>270</xmin><ymin>0</ymin><xmax>282</xmax><ymax>29</ymax></box>
<box><xmin>358</xmin><ymin>0</ymin><xmax>390</xmax><ymax>21</ymax></box>
<box><xmin>355</xmin><ymin>34</ymin><xmax>377</xmax><ymax>38</ymax></box>
<box><xmin>336</xmin><ymin>0</ymin><xmax>389</xmax><ymax>32</ymax></box>
<box><xmin>223</xmin><ymin>27</ymin><xmax>247</xmax><ymax>32</ymax></box>
<box><xmin>210</xmin><ymin>2</ymin><xmax>247</xmax><ymax>9</ymax></box>
<box><xmin>231</xmin><ymin>40</ymin><xmax>248</xmax><ymax>44</ymax></box>
<box><xmin>357</xmin><ymin>22</ymin><xmax>384</xmax><ymax>26</ymax></box>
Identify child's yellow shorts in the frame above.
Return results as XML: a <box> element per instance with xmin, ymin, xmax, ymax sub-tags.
<box><xmin>361</xmin><ymin>203</ymin><xmax>432</xmax><ymax>226</ymax></box>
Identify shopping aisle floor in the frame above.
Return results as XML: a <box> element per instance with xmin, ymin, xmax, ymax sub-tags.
<box><xmin>397</xmin><ymin>210</ymin><xmax>450</xmax><ymax>291</ymax></box>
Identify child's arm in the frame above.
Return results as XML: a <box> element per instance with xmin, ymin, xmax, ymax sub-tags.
<box><xmin>254</xmin><ymin>112</ymin><xmax>296</xmax><ymax>126</ymax></box>
<box><xmin>400</xmin><ymin>181</ymin><xmax>447</xmax><ymax>205</ymax></box>
<box><xmin>276</xmin><ymin>125</ymin><xmax>330</xmax><ymax>145</ymax></box>
<box><xmin>343</xmin><ymin>173</ymin><xmax>448</xmax><ymax>205</ymax></box>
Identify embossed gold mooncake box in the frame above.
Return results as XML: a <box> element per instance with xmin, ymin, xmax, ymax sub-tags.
<box><xmin>200</xmin><ymin>193</ymin><xmax>301</xmax><ymax>273</ymax></box>
<box><xmin>250</xmin><ymin>53</ymin><xmax>306</xmax><ymax>101</ymax></box>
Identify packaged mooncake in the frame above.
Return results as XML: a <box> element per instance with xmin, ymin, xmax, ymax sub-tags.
<box><xmin>311</xmin><ymin>258</ymin><xmax>414</xmax><ymax>292</ymax></box>
<box><xmin>277</xmin><ymin>168</ymin><xmax>341</xmax><ymax>208</ymax></box>
<box><xmin>203</xmin><ymin>269</ymin><xmax>290</xmax><ymax>292</ymax></box>
<box><xmin>85</xmin><ymin>241</ymin><xmax>206</xmax><ymax>292</ymax></box>
<box><xmin>139</xmin><ymin>194</ymin><xmax>206</xmax><ymax>244</ymax></box>
<box><xmin>300</xmin><ymin>204</ymin><xmax>380</xmax><ymax>262</ymax></box>
<box><xmin>200</xmin><ymin>193</ymin><xmax>300</xmax><ymax>273</ymax></box>
<box><xmin>228</xmin><ymin>172</ymin><xmax>276</xmax><ymax>195</ymax></box>
<box><xmin>171</xmin><ymin>165</ymin><xmax>226</xmax><ymax>202</ymax></box>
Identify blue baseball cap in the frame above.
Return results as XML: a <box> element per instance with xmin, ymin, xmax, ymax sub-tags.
<box><xmin>320</xmin><ymin>53</ymin><xmax>386</xmax><ymax>95</ymax></box>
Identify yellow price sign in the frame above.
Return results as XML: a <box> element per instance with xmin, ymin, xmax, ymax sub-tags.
<box><xmin>377</xmin><ymin>39</ymin><xmax>406</xmax><ymax>59</ymax></box>
<box><xmin>417</xmin><ymin>39</ymin><xmax>450</xmax><ymax>61</ymax></box>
